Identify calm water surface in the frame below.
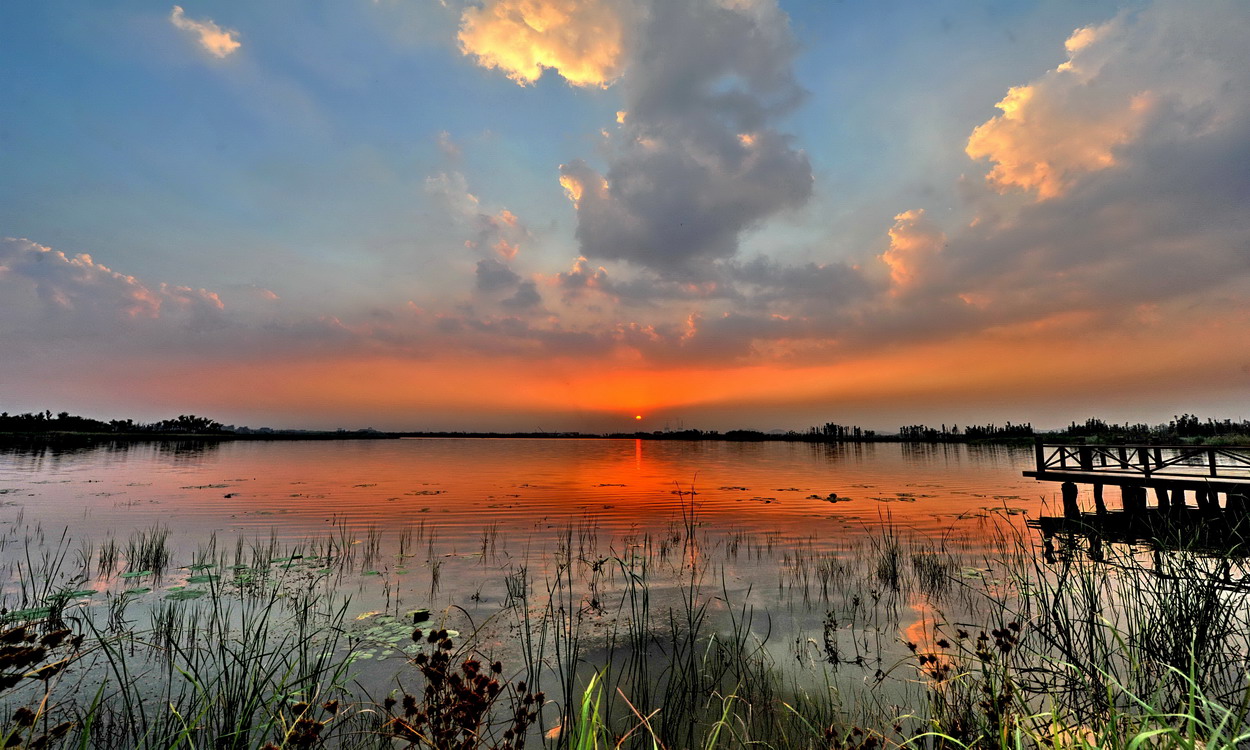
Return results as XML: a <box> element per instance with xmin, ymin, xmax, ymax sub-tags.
<box><xmin>0</xmin><ymin>438</ymin><xmax>1042</xmax><ymax>548</ymax></box>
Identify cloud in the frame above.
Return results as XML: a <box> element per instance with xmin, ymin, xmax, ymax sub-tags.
<box><xmin>170</xmin><ymin>6</ymin><xmax>241</xmax><ymax>59</ymax></box>
<box><xmin>436</xmin><ymin>130</ymin><xmax>462</xmax><ymax>160</ymax></box>
<box><xmin>555</xmin><ymin>0</ymin><xmax>812</xmax><ymax>276</ymax></box>
<box><xmin>835</xmin><ymin>0</ymin><xmax>1250</xmax><ymax>368</ymax></box>
<box><xmin>879</xmin><ymin>210</ymin><xmax>945</xmax><ymax>290</ymax></box>
<box><xmin>459</xmin><ymin>0</ymin><xmax>811</xmax><ymax>278</ymax></box>
<box><xmin>502</xmin><ymin>280</ymin><xmax>543</xmax><ymax>310</ymax></box>
<box><xmin>426</xmin><ymin>171</ymin><xmax>530</xmax><ymax>260</ymax></box>
<box><xmin>552</xmin><ymin>256</ymin><xmax>612</xmax><ymax>300</ymax></box>
<box><xmin>0</xmin><ymin>238</ymin><xmax>225</xmax><ymax>346</ymax></box>
<box><xmin>475</xmin><ymin>258</ymin><xmax>522</xmax><ymax>291</ymax></box>
<box><xmin>458</xmin><ymin>0</ymin><xmax>626</xmax><ymax>87</ymax></box>
<box><xmin>963</xmin><ymin>4</ymin><xmax>1244</xmax><ymax>201</ymax></box>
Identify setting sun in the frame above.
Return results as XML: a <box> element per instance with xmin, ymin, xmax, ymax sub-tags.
<box><xmin>635</xmin><ymin>415</ymin><xmax>643</xmax><ymax>420</ymax></box>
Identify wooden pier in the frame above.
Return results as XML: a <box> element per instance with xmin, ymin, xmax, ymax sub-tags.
<box><xmin>1024</xmin><ymin>439</ymin><xmax>1250</xmax><ymax>552</ymax></box>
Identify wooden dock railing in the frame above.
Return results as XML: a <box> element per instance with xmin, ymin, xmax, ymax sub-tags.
<box><xmin>1030</xmin><ymin>440</ymin><xmax>1250</xmax><ymax>484</ymax></box>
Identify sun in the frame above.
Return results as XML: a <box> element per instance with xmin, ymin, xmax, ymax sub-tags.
<box><xmin>634</xmin><ymin>414</ymin><xmax>643</xmax><ymax>421</ymax></box>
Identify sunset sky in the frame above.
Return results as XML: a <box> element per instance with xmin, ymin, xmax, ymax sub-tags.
<box><xmin>2</xmin><ymin>0</ymin><xmax>1248</xmax><ymax>432</ymax></box>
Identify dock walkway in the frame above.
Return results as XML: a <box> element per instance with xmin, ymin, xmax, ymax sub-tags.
<box><xmin>1024</xmin><ymin>439</ymin><xmax>1250</xmax><ymax>518</ymax></box>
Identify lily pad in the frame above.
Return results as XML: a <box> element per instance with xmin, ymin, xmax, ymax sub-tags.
<box><xmin>50</xmin><ymin>588</ymin><xmax>96</xmax><ymax>601</ymax></box>
<box><xmin>2</xmin><ymin>607</ymin><xmax>52</xmax><ymax>622</ymax></box>
<box><xmin>187</xmin><ymin>574</ymin><xmax>219</xmax><ymax>584</ymax></box>
<box><xmin>120</xmin><ymin>570</ymin><xmax>153</xmax><ymax>579</ymax></box>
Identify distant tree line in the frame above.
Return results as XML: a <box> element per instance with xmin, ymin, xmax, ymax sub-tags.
<box><xmin>1062</xmin><ymin>414</ymin><xmax>1250</xmax><ymax>442</ymax></box>
<box><xmin>808</xmin><ymin>423</ymin><xmax>877</xmax><ymax>440</ymax></box>
<box><xmin>0</xmin><ymin>410</ymin><xmax>226</xmax><ymax>435</ymax></box>
<box><xmin>897</xmin><ymin>422</ymin><xmax>1035</xmax><ymax>441</ymax></box>
<box><xmin>885</xmin><ymin>414</ymin><xmax>1250</xmax><ymax>443</ymax></box>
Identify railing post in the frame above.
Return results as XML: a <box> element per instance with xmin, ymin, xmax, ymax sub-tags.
<box><xmin>1034</xmin><ymin>436</ymin><xmax>1045</xmax><ymax>473</ymax></box>
<box><xmin>1118</xmin><ymin>445</ymin><xmax>1128</xmax><ymax>469</ymax></box>
<box><xmin>1139</xmin><ymin>446</ymin><xmax>1151</xmax><ymax>479</ymax></box>
<box><xmin>1209</xmin><ymin>448</ymin><xmax>1218</xmax><ymax>477</ymax></box>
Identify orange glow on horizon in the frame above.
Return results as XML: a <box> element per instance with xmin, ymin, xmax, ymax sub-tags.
<box><xmin>45</xmin><ymin>290</ymin><xmax>1250</xmax><ymax>431</ymax></box>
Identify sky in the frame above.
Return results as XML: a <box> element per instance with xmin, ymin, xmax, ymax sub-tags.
<box><xmin>1</xmin><ymin>0</ymin><xmax>1248</xmax><ymax>433</ymax></box>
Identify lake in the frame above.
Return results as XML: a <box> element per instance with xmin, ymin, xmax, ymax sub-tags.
<box><xmin>0</xmin><ymin>438</ymin><xmax>1061</xmax><ymax>746</ymax></box>
<box><xmin>0</xmin><ymin>437</ymin><xmax>1041</xmax><ymax>546</ymax></box>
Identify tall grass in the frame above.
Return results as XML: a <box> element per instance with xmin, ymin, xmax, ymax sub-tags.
<box><xmin>3</xmin><ymin>494</ymin><xmax>1250</xmax><ymax>749</ymax></box>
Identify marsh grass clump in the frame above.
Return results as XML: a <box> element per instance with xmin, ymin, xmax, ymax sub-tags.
<box><xmin>911</xmin><ymin>547</ymin><xmax>956</xmax><ymax>598</ymax></box>
<box><xmin>123</xmin><ymin>524</ymin><xmax>170</xmax><ymax>578</ymax></box>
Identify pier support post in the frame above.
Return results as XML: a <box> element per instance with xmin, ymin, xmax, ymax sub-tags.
<box><xmin>1093</xmin><ymin>483</ymin><xmax>1107</xmax><ymax>515</ymax></box>
<box><xmin>1195</xmin><ymin>488</ymin><xmax>1218</xmax><ymax>513</ymax></box>
<box><xmin>1155</xmin><ymin>486</ymin><xmax>1170</xmax><ymax>512</ymax></box>
<box><xmin>1062</xmin><ymin>482</ymin><xmax>1080</xmax><ymax>518</ymax></box>
<box><xmin>1170</xmin><ymin>488</ymin><xmax>1187</xmax><ymax>515</ymax></box>
<box><xmin>1121</xmin><ymin>485</ymin><xmax>1146</xmax><ymax>514</ymax></box>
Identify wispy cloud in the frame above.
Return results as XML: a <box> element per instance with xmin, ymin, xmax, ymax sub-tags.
<box><xmin>170</xmin><ymin>6</ymin><xmax>241</xmax><ymax>59</ymax></box>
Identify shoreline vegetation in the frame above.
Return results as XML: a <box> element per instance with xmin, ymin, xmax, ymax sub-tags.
<box><xmin>2</xmin><ymin>410</ymin><xmax>1249</xmax><ymax>447</ymax></box>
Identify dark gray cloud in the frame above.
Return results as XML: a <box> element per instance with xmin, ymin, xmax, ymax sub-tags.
<box><xmin>475</xmin><ymin>258</ymin><xmax>522</xmax><ymax>292</ymax></box>
<box><xmin>501</xmin><ymin>280</ymin><xmax>543</xmax><ymax>310</ymax></box>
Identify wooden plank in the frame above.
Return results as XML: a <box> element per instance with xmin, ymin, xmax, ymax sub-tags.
<box><xmin>1023</xmin><ymin>469</ymin><xmax>1250</xmax><ymax>492</ymax></box>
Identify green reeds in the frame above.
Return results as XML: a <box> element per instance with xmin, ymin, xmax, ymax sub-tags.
<box><xmin>122</xmin><ymin>525</ymin><xmax>170</xmax><ymax>579</ymax></box>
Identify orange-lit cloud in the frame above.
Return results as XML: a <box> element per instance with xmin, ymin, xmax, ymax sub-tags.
<box><xmin>458</xmin><ymin>0</ymin><xmax>626</xmax><ymax>87</ymax></box>
<box><xmin>966</xmin><ymin>85</ymin><xmax>1152</xmax><ymax>200</ymax></box>
<box><xmin>880</xmin><ymin>210</ymin><xmax>944</xmax><ymax>290</ymax></box>
<box><xmin>557</xmin><ymin>166</ymin><xmax>608</xmax><ymax>208</ymax></box>
<box><xmin>965</xmin><ymin>22</ymin><xmax>1154</xmax><ymax>200</ymax></box>
<box><xmin>169</xmin><ymin>6</ymin><xmax>241</xmax><ymax>59</ymax></box>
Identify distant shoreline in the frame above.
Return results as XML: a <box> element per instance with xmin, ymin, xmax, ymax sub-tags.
<box><xmin>0</xmin><ymin>429</ymin><xmax>1043</xmax><ymax>447</ymax></box>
